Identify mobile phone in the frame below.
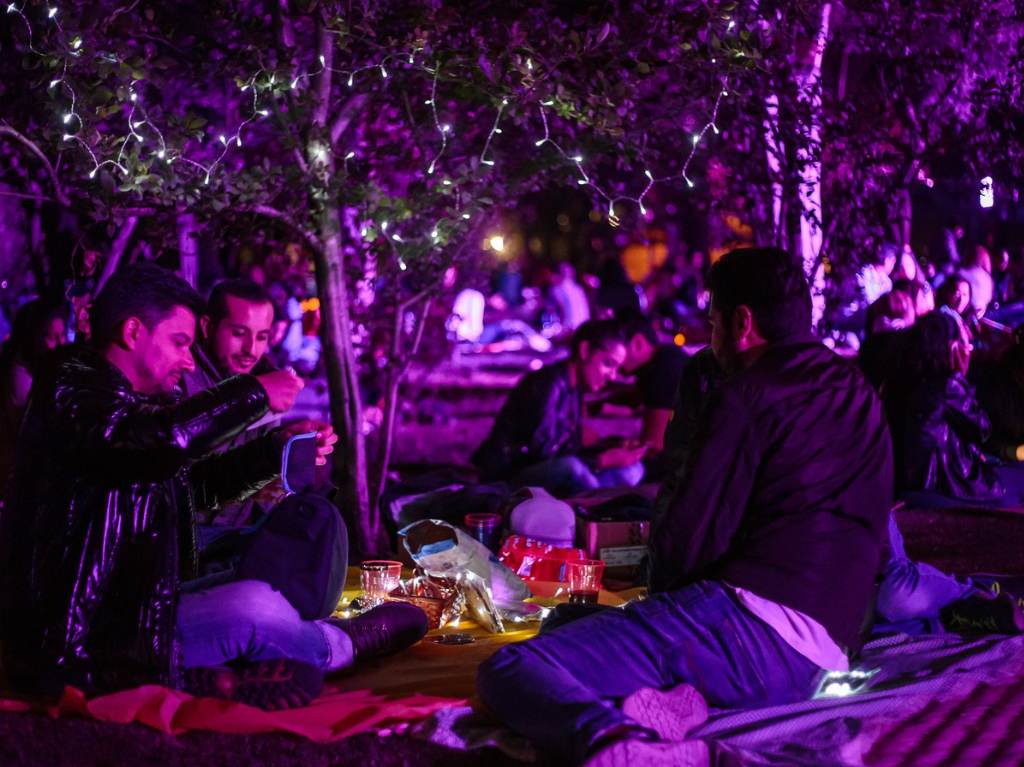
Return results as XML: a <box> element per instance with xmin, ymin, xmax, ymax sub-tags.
<box><xmin>281</xmin><ymin>431</ymin><xmax>318</xmax><ymax>494</ymax></box>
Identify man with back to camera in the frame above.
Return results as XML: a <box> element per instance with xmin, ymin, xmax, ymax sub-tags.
<box><xmin>0</xmin><ymin>264</ymin><xmax>426</xmax><ymax>710</ymax></box>
<box><xmin>477</xmin><ymin>248</ymin><xmax>893</xmax><ymax>766</ymax></box>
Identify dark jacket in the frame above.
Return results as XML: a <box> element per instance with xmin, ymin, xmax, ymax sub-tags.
<box><xmin>0</xmin><ymin>348</ymin><xmax>280</xmax><ymax>694</ymax></box>
<box><xmin>180</xmin><ymin>345</ymin><xmax>281</xmax><ymax>526</ymax></box>
<box><xmin>472</xmin><ymin>361</ymin><xmax>583</xmax><ymax>481</ymax></box>
<box><xmin>650</xmin><ymin>339</ymin><xmax>893</xmax><ymax>654</ymax></box>
<box><xmin>890</xmin><ymin>373</ymin><xmax>1003</xmax><ymax>502</ymax></box>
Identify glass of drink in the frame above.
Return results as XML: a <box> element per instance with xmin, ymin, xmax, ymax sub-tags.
<box><xmin>464</xmin><ymin>512</ymin><xmax>503</xmax><ymax>552</ymax></box>
<box><xmin>360</xmin><ymin>560</ymin><xmax>402</xmax><ymax>608</ymax></box>
<box><xmin>567</xmin><ymin>559</ymin><xmax>604</xmax><ymax>605</ymax></box>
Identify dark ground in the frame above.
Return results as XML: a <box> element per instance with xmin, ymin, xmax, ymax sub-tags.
<box><xmin>0</xmin><ymin>710</ymin><xmax>525</xmax><ymax>767</ymax></box>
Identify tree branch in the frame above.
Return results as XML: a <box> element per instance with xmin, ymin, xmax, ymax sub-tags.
<box><xmin>330</xmin><ymin>94</ymin><xmax>370</xmax><ymax>146</ymax></box>
<box><xmin>95</xmin><ymin>215</ymin><xmax>140</xmax><ymax>294</ymax></box>
<box><xmin>0</xmin><ymin>124</ymin><xmax>71</xmax><ymax>207</ymax></box>
<box><xmin>234</xmin><ymin>204</ymin><xmax>323</xmax><ymax>253</ymax></box>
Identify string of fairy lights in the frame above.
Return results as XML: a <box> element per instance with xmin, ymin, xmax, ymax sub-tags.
<box><xmin>7</xmin><ymin>1</ymin><xmax>736</xmax><ymax>246</ymax></box>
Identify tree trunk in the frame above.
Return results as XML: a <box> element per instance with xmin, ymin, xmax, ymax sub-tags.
<box><xmin>177</xmin><ymin>209</ymin><xmax>200</xmax><ymax>288</ymax></box>
<box><xmin>95</xmin><ymin>215</ymin><xmax>138</xmax><ymax>294</ymax></box>
<box><xmin>309</xmin><ymin>15</ymin><xmax>385</xmax><ymax>557</ymax></box>
<box><xmin>796</xmin><ymin>3</ymin><xmax>831</xmax><ymax>328</ymax></box>
<box><xmin>372</xmin><ymin>293</ymin><xmax>433</xmax><ymax>512</ymax></box>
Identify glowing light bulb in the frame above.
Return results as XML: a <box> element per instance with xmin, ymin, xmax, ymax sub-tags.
<box><xmin>481</xmin><ymin>159</ymin><xmax>495</xmax><ymax>166</ymax></box>
<box><xmin>88</xmin><ymin>169</ymin><xmax>96</xmax><ymax>178</ymax></box>
<box><xmin>441</xmin><ymin>124</ymin><xmax>451</xmax><ymax>133</ymax></box>
<box><xmin>645</xmin><ymin>169</ymin><xmax>654</xmax><ymax>180</ymax></box>
<box><xmin>572</xmin><ymin>154</ymin><xmax>583</xmax><ymax>162</ymax></box>
<box><xmin>381</xmin><ymin>221</ymin><xmax>389</xmax><ymax>232</ymax></box>
<box><xmin>526</xmin><ymin>58</ymin><xmax>533</xmax><ymax>71</ymax></box>
<box><xmin>257</xmin><ymin>109</ymin><xmax>269</xmax><ymax>116</ymax></box>
<box><xmin>461</xmin><ymin>213</ymin><xmax>471</xmax><ymax>219</ymax></box>
<box><xmin>344</xmin><ymin>151</ymin><xmax>355</xmax><ymax>160</ymax></box>
<box><xmin>49</xmin><ymin>79</ymin><xmax>60</xmax><ymax>88</ymax></box>
<box><xmin>541</xmin><ymin>100</ymin><xmax>554</xmax><ymax>106</ymax></box>
<box><xmin>236</xmin><ymin>137</ymin><xmax>242</xmax><ymax>146</ymax></box>
<box><xmin>488</xmin><ymin>235</ymin><xmax>505</xmax><ymax>252</ymax></box>
<box><xmin>380</xmin><ymin>65</ymin><xmax>388</xmax><ymax>79</ymax></box>
<box><xmin>6</xmin><ymin>4</ymin><xmax>16</xmax><ymax>14</ymax></box>
<box><xmin>47</xmin><ymin>7</ymin><xmax>57</xmax><ymax>18</ymax></box>
<box><xmin>157</xmin><ymin>150</ymin><xmax>165</xmax><ymax>158</ymax></box>
<box><xmin>727</xmin><ymin>20</ymin><xmax>736</xmax><ymax>30</ymax></box>
<box><xmin>347</xmin><ymin>74</ymin><xmax>354</xmax><ymax>87</ymax></box>
<box><xmin>318</xmin><ymin>55</ymin><xmax>325</xmax><ymax>66</ymax></box>
<box><xmin>130</xmin><ymin>92</ymin><xmax>137</xmax><ymax>102</ymax></box>
<box><xmin>62</xmin><ymin>113</ymin><xmax>72</xmax><ymax>124</ymax></box>
<box><xmin>290</xmin><ymin>77</ymin><xmax>299</xmax><ymax>89</ymax></box>
<box><xmin>712</xmin><ymin>123</ymin><xmax>720</xmax><ymax>134</ymax></box>
<box><xmin>431</xmin><ymin>229</ymin><xmax>440</xmax><ymax>240</ymax></box>
<box><xmin>534</xmin><ymin>139</ymin><xmax>546</xmax><ymax>147</ymax></box>
<box><xmin>692</xmin><ymin>134</ymin><xmax>700</xmax><ymax>145</ymax></box>
<box><xmin>70</xmin><ymin>37</ymin><xmax>82</xmax><ymax>50</ymax></box>
<box><xmin>685</xmin><ymin>177</ymin><xmax>695</xmax><ymax>188</ymax></box>
<box><xmin>219</xmin><ymin>134</ymin><xmax>227</xmax><ymax>144</ymax></box>
<box><xmin>398</xmin><ymin>259</ymin><xmax>407</xmax><ymax>271</ymax></box>
<box><xmin>392</xmin><ymin>234</ymin><xmax>403</xmax><ymax>242</ymax></box>
<box><xmin>62</xmin><ymin>133</ymin><xmax>73</xmax><ymax>141</ymax></box>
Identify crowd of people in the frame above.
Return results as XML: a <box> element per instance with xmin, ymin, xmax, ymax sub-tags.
<box><xmin>0</xmin><ymin>234</ymin><xmax>1023</xmax><ymax>765</ymax></box>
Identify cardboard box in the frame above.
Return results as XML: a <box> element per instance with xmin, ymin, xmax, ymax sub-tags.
<box><xmin>576</xmin><ymin>516</ymin><xmax>650</xmax><ymax>585</ymax></box>
<box><xmin>576</xmin><ymin>516</ymin><xmax>650</xmax><ymax>559</ymax></box>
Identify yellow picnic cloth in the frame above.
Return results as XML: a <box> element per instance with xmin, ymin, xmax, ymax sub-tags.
<box><xmin>333</xmin><ymin>567</ymin><xmax>643</xmax><ymax>702</ymax></box>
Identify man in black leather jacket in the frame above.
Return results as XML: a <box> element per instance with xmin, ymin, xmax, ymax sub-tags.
<box><xmin>471</xmin><ymin>320</ymin><xmax>646</xmax><ymax>495</ymax></box>
<box><xmin>0</xmin><ymin>264</ymin><xmax>424</xmax><ymax>707</ymax></box>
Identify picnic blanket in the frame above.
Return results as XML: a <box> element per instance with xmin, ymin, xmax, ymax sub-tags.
<box><xmin>0</xmin><ymin>569</ymin><xmax>633</xmax><ymax>743</ymax></box>
<box><xmin>414</xmin><ymin>631</ymin><xmax>1024</xmax><ymax>765</ymax></box>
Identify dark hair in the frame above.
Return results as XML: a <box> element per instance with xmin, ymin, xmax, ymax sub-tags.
<box><xmin>936</xmin><ymin>273</ymin><xmax>971</xmax><ymax>309</ymax></box>
<box><xmin>89</xmin><ymin>263</ymin><xmax>203</xmax><ymax>348</ymax></box>
<box><xmin>0</xmin><ymin>299</ymin><xmax>66</xmax><ymax>373</ymax></box>
<box><xmin>866</xmin><ymin>289</ymin><xmax>914</xmax><ymax>337</ymax></box>
<box><xmin>707</xmin><ymin>247</ymin><xmax>811</xmax><ymax>341</ymax></box>
<box><xmin>900</xmin><ymin>311</ymin><xmax>961</xmax><ymax>380</ymax></box>
<box><xmin>615</xmin><ymin>307</ymin><xmax>658</xmax><ymax>346</ymax></box>
<box><xmin>571</xmin><ymin>319</ymin><xmax>625</xmax><ymax>358</ymax></box>
<box><xmin>892</xmin><ymin>278</ymin><xmax>932</xmax><ymax>305</ymax></box>
<box><xmin>207</xmin><ymin>279</ymin><xmax>273</xmax><ymax>325</ymax></box>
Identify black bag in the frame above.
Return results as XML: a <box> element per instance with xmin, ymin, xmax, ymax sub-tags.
<box><xmin>236</xmin><ymin>490</ymin><xmax>349</xmax><ymax>620</ymax></box>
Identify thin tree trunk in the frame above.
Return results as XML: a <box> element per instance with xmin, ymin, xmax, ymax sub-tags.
<box><xmin>796</xmin><ymin>3</ymin><xmax>831</xmax><ymax>328</ymax></box>
<box><xmin>177</xmin><ymin>209</ymin><xmax>200</xmax><ymax>288</ymax></box>
<box><xmin>309</xmin><ymin>15</ymin><xmax>383</xmax><ymax>556</ymax></box>
<box><xmin>372</xmin><ymin>293</ymin><xmax>433</xmax><ymax>511</ymax></box>
<box><xmin>95</xmin><ymin>215</ymin><xmax>139</xmax><ymax>294</ymax></box>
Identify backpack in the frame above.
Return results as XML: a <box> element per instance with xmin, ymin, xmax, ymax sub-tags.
<box><xmin>236</xmin><ymin>490</ymin><xmax>348</xmax><ymax>620</ymax></box>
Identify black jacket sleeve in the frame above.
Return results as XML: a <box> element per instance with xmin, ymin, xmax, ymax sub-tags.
<box><xmin>189</xmin><ymin>432</ymin><xmax>281</xmax><ymax>511</ymax></box>
<box><xmin>62</xmin><ymin>374</ymin><xmax>270</xmax><ymax>481</ymax></box>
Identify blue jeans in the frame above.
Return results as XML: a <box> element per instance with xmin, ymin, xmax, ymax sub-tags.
<box><xmin>176</xmin><ymin>579</ymin><xmax>353</xmax><ymax>672</ymax></box>
<box><xmin>515</xmin><ymin>455</ymin><xmax>645</xmax><ymax>496</ymax></box>
<box><xmin>477</xmin><ymin>580</ymin><xmax>821</xmax><ymax>762</ymax></box>
<box><xmin>876</xmin><ymin>510</ymin><xmax>979</xmax><ymax>623</ymax></box>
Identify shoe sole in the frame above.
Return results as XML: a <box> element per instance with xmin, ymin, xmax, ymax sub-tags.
<box><xmin>622</xmin><ymin>684</ymin><xmax>709</xmax><ymax>741</ymax></box>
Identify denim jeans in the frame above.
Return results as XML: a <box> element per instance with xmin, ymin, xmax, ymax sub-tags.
<box><xmin>514</xmin><ymin>455</ymin><xmax>645</xmax><ymax>496</ymax></box>
<box><xmin>477</xmin><ymin>580</ymin><xmax>821</xmax><ymax>763</ymax></box>
<box><xmin>876</xmin><ymin>510</ymin><xmax>979</xmax><ymax>623</ymax></box>
<box><xmin>176</xmin><ymin>579</ymin><xmax>352</xmax><ymax>672</ymax></box>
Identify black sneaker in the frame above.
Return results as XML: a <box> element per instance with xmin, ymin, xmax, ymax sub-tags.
<box><xmin>183</xmin><ymin>658</ymin><xmax>324</xmax><ymax>710</ymax></box>
<box><xmin>329</xmin><ymin>602</ymin><xmax>428</xmax><ymax>662</ymax></box>
<box><xmin>940</xmin><ymin>592</ymin><xmax>1024</xmax><ymax>635</ymax></box>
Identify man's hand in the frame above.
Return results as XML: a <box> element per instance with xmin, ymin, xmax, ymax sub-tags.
<box><xmin>278</xmin><ymin>420</ymin><xmax>339</xmax><ymax>466</ymax></box>
<box><xmin>256</xmin><ymin>370</ymin><xmax>304</xmax><ymax>413</ymax></box>
<box><xmin>597</xmin><ymin>443</ymin><xmax>648</xmax><ymax>470</ymax></box>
